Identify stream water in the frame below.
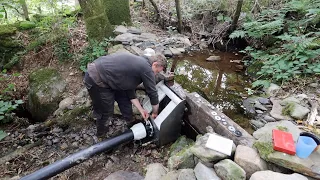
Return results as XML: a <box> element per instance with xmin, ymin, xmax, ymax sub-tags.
<box><xmin>170</xmin><ymin>51</ymin><xmax>254</xmax><ymax>134</ymax></box>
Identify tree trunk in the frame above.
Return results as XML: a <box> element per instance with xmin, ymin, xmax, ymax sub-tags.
<box><xmin>19</xmin><ymin>0</ymin><xmax>30</xmax><ymax>21</ymax></box>
<box><xmin>78</xmin><ymin>0</ymin><xmax>113</xmax><ymax>42</ymax></box>
<box><xmin>174</xmin><ymin>0</ymin><xmax>182</xmax><ymax>33</ymax></box>
<box><xmin>104</xmin><ymin>0</ymin><xmax>131</xmax><ymax>25</ymax></box>
<box><xmin>230</xmin><ymin>0</ymin><xmax>243</xmax><ymax>32</ymax></box>
<box><xmin>148</xmin><ymin>0</ymin><xmax>160</xmax><ymax>21</ymax></box>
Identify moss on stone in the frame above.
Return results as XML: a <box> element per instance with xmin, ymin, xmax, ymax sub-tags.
<box><xmin>104</xmin><ymin>0</ymin><xmax>131</xmax><ymax>25</ymax></box>
<box><xmin>19</xmin><ymin>21</ymin><xmax>36</xmax><ymax>30</ymax></box>
<box><xmin>0</xmin><ymin>25</ymin><xmax>17</xmax><ymax>36</ymax></box>
<box><xmin>282</xmin><ymin>102</ymin><xmax>295</xmax><ymax>116</ymax></box>
<box><xmin>277</xmin><ymin>125</ymin><xmax>288</xmax><ymax>132</ymax></box>
<box><xmin>84</xmin><ymin>13</ymin><xmax>113</xmax><ymax>41</ymax></box>
<box><xmin>29</xmin><ymin>68</ymin><xmax>59</xmax><ymax>89</ymax></box>
<box><xmin>253</xmin><ymin>141</ymin><xmax>274</xmax><ymax>160</ymax></box>
<box><xmin>169</xmin><ymin>135</ymin><xmax>194</xmax><ymax>157</ymax></box>
<box><xmin>57</xmin><ymin>106</ymin><xmax>91</xmax><ymax>128</ymax></box>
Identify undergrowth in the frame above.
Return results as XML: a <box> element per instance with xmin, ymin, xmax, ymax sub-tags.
<box><xmin>230</xmin><ymin>0</ymin><xmax>320</xmax><ymax>88</ymax></box>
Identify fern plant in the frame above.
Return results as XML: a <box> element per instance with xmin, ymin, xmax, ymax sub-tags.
<box><xmin>230</xmin><ymin>0</ymin><xmax>320</xmax><ymax>87</ymax></box>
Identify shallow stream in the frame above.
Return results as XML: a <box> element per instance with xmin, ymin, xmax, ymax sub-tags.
<box><xmin>171</xmin><ymin>51</ymin><xmax>254</xmax><ymax>134</ymax></box>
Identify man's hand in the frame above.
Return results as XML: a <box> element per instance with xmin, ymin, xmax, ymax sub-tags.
<box><xmin>151</xmin><ymin>113</ymin><xmax>158</xmax><ymax>119</ymax></box>
<box><xmin>140</xmin><ymin>109</ymin><xmax>150</xmax><ymax>120</ymax></box>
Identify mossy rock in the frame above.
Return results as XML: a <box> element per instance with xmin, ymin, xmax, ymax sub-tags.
<box><xmin>282</xmin><ymin>102</ymin><xmax>295</xmax><ymax>116</ymax></box>
<box><xmin>167</xmin><ymin>147</ymin><xmax>195</xmax><ymax>170</ymax></box>
<box><xmin>169</xmin><ymin>135</ymin><xmax>194</xmax><ymax>157</ymax></box>
<box><xmin>57</xmin><ymin>106</ymin><xmax>91</xmax><ymax>128</ymax></box>
<box><xmin>0</xmin><ymin>25</ymin><xmax>17</xmax><ymax>37</ymax></box>
<box><xmin>104</xmin><ymin>0</ymin><xmax>131</xmax><ymax>25</ymax></box>
<box><xmin>27</xmin><ymin>68</ymin><xmax>66</xmax><ymax>122</ymax></box>
<box><xmin>253</xmin><ymin>141</ymin><xmax>274</xmax><ymax>160</ymax></box>
<box><xmin>0</xmin><ymin>38</ymin><xmax>22</xmax><ymax>48</ymax></box>
<box><xmin>19</xmin><ymin>21</ymin><xmax>36</xmax><ymax>30</ymax></box>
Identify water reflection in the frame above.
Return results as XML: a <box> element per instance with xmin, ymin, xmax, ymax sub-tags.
<box><xmin>171</xmin><ymin>51</ymin><xmax>253</xmax><ymax>133</ymax></box>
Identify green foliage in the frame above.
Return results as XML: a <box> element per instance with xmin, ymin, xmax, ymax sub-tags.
<box><xmin>19</xmin><ymin>21</ymin><xmax>36</xmax><ymax>30</ymax></box>
<box><xmin>0</xmin><ymin>130</ymin><xmax>7</xmax><ymax>141</ymax></box>
<box><xmin>79</xmin><ymin>38</ymin><xmax>112</xmax><ymax>72</ymax></box>
<box><xmin>3</xmin><ymin>50</ymin><xmax>26</xmax><ymax>70</ymax></box>
<box><xmin>54</xmin><ymin>38</ymin><xmax>72</xmax><ymax>62</ymax></box>
<box><xmin>0</xmin><ymin>70</ymin><xmax>23</xmax><ymax>123</ymax></box>
<box><xmin>230</xmin><ymin>0</ymin><xmax>320</xmax><ymax>84</ymax></box>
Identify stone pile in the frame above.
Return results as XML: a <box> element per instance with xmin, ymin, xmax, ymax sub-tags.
<box><xmin>112</xmin><ymin>25</ymin><xmax>192</xmax><ymax>58</ymax></box>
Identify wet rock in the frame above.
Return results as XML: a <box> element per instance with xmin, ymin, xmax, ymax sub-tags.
<box><xmin>104</xmin><ymin>170</ymin><xmax>143</xmax><ymax>180</ymax></box>
<box><xmin>249</xmin><ymin>171</ymin><xmax>308</xmax><ymax>180</ymax></box>
<box><xmin>169</xmin><ymin>135</ymin><xmax>194</xmax><ymax>157</ymax></box>
<box><xmin>270</xmin><ymin>98</ymin><xmax>293</xmax><ymax>120</ymax></box>
<box><xmin>243</xmin><ymin>97</ymin><xmax>257</xmax><ymax>115</ymax></box>
<box><xmin>194</xmin><ymin>162</ymin><xmax>220</xmax><ymax>180</ymax></box>
<box><xmin>250</xmin><ymin>120</ymin><xmax>265</xmax><ymax>129</ymax></box>
<box><xmin>168</xmin><ymin>147</ymin><xmax>195</xmax><ymax>170</ymax></box>
<box><xmin>266</xmin><ymin>83</ymin><xmax>281</xmax><ymax>96</ymax></box>
<box><xmin>214</xmin><ymin>159</ymin><xmax>246</xmax><ymax>180</ymax></box>
<box><xmin>27</xmin><ymin>68</ymin><xmax>66</xmax><ymax>121</ymax></box>
<box><xmin>258</xmin><ymin>97</ymin><xmax>270</xmax><ymax>105</ymax></box>
<box><xmin>190</xmin><ymin>133</ymin><xmax>236</xmax><ymax>164</ymax></box>
<box><xmin>113</xmin><ymin>25</ymin><xmax>128</xmax><ymax>35</ymax></box>
<box><xmin>161</xmin><ymin>170</ymin><xmax>180</xmax><ymax>180</ymax></box>
<box><xmin>75</xmin><ymin>135</ymin><xmax>80</xmax><ymax>141</ymax></box>
<box><xmin>178</xmin><ymin>169</ymin><xmax>196</xmax><ymax>180</ymax></box>
<box><xmin>263</xmin><ymin>115</ymin><xmax>276</xmax><ymax>122</ymax></box>
<box><xmin>145</xmin><ymin>163</ymin><xmax>167</xmax><ymax>180</ymax></box>
<box><xmin>169</xmin><ymin>47</ymin><xmax>182</xmax><ymax>56</ymax></box>
<box><xmin>110</xmin><ymin>155</ymin><xmax>120</xmax><ymax>164</ymax></box>
<box><xmin>47</xmin><ymin>135</ymin><xmax>53</xmax><ymax>140</ymax></box>
<box><xmin>234</xmin><ymin>145</ymin><xmax>268</xmax><ymax>178</ymax></box>
<box><xmin>255</xmin><ymin>102</ymin><xmax>267</xmax><ymax>111</ymax></box>
<box><xmin>127</xmin><ymin>27</ymin><xmax>142</xmax><ymax>35</ymax></box>
<box><xmin>206</xmin><ymin>56</ymin><xmax>221</xmax><ymax>61</ymax></box>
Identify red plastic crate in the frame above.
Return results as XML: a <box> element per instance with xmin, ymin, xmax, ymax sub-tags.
<box><xmin>272</xmin><ymin>129</ymin><xmax>296</xmax><ymax>155</ymax></box>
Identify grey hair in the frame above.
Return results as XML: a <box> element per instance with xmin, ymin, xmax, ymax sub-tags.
<box><xmin>147</xmin><ymin>54</ymin><xmax>167</xmax><ymax>69</ymax></box>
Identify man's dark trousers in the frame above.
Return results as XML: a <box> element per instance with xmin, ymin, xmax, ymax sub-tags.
<box><xmin>84</xmin><ymin>72</ymin><xmax>133</xmax><ymax>136</ymax></box>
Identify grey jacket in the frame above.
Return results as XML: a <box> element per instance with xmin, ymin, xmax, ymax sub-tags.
<box><xmin>94</xmin><ymin>52</ymin><xmax>159</xmax><ymax>105</ymax></box>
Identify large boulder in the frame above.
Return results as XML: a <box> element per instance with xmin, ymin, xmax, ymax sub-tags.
<box><xmin>144</xmin><ymin>163</ymin><xmax>167</xmax><ymax>180</ymax></box>
<box><xmin>190</xmin><ymin>133</ymin><xmax>236</xmax><ymax>164</ymax></box>
<box><xmin>214</xmin><ymin>159</ymin><xmax>246</xmax><ymax>180</ymax></box>
<box><xmin>253</xmin><ymin>121</ymin><xmax>320</xmax><ymax>179</ymax></box>
<box><xmin>104</xmin><ymin>170</ymin><xmax>143</xmax><ymax>180</ymax></box>
<box><xmin>234</xmin><ymin>145</ymin><xmax>268</xmax><ymax>179</ymax></box>
<box><xmin>249</xmin><ymin>171</ymin><xmax>308</xmax><ymax>180</ymax></box>
<box><xmin>194</xmin><ymin>162</ymin><xmax>221</xmax><ymax>180</ymax></box>
<box><xmin>28</xmin><ymin>68</ymin><xmax>66</xmax><ymax>121</ymax></box>
<box><xmin>161</xmin><ymin>170</ymin><xmax>180</xmax><ymax>180</ymax></box>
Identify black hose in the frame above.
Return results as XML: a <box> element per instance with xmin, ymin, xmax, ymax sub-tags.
<box><xmin>21</xmin><ymin>130</ymin><xmax>134</xmax><ymax>180</ymax></box>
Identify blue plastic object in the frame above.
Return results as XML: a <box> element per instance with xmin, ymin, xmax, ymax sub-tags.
<box><xmin>296</xmin><ymin>136</ymin><xmax>317</xmax><ymax>159</ymax></box>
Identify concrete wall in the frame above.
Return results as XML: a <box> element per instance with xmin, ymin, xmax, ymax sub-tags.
<box><xmin>169</xmin><ymin>83</ymin><xmax>255</xmax><ymax>147</ymax></box>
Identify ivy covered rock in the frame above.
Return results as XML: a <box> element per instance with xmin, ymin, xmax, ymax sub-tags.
<box><xmin>0</xmin><ymin>25</ymin><xmax>17</xmax><ymax>37</ymax></box>
<box><xmin>19</xmin><ymin>21</ymin><xmax>36</xmax><ymax>30</ymax></box>
<box><xmin>27</xmin><ymin>68</ymin><xmax>66</xmax><ymax>122</ymax></box>
<box><xmin>104</xmin><ymin>0</ymin><xmax>131</xmax><ymax>25</ymax></box>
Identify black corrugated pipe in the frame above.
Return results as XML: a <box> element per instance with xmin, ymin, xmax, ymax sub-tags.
<box><xmin>21</xmin><ymin>130</ymin><xmax>134</xmax><ymax>180</ymax></box>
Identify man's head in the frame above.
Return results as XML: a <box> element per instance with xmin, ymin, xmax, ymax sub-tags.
<box><xmin>147</xmin><ymin>54</ymin><xmax>167</xmax><ymax>75</ymax></box>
